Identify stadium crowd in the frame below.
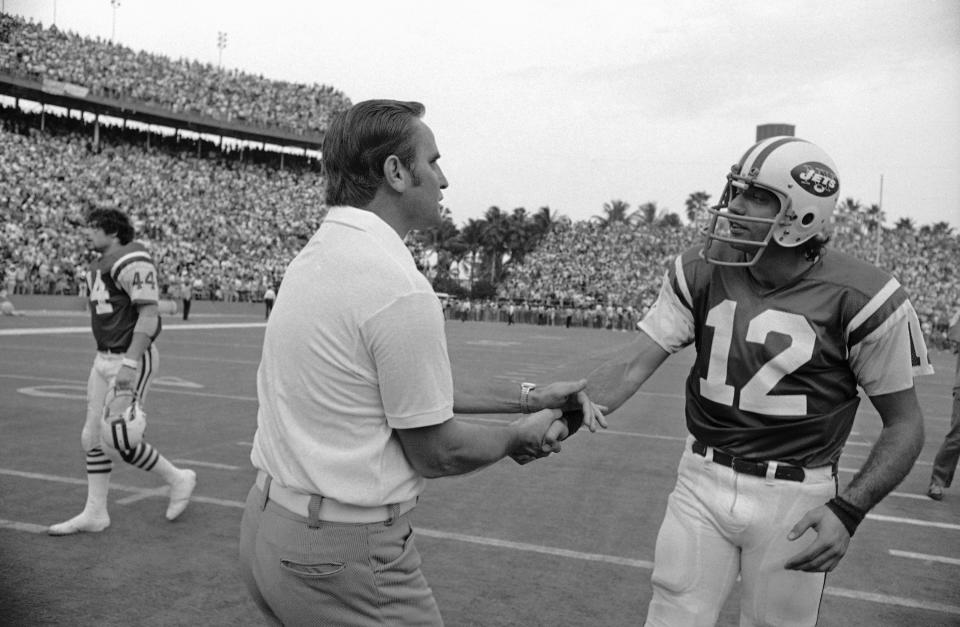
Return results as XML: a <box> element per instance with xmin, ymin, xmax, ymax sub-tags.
<box><xmin>0</xmin><ymin>9</ymin><xmax>956</xmax><ymax>348</ymax></box>
<box><xmin>498</xmin><ymin>213</ymin><xmax>959</xmax><ymax>347</ymax></box>
<box><xmin>1</xmin><ymin>107</ymin><xmax>325</xmax><ymax>303</ymax></box>
<box><xmin>0</xmin><ymin>12</ymin><xmax>350</xmax><ymax>136</ymax></box>
<box><xmin>2</xmin><ymin>103</ymin><xmax>958</xmax><ymax>347</ymax></box>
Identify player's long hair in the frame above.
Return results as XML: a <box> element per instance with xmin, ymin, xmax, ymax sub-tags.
<box><xmin>87</xmin><ymin>207</ymin><xmax>135</xmax><ymax>244</ymax></box>
<box><xmin>322</xmin><ymin>99</ymin><xmax>425</xmax><ymax>208</ymax></box>
<box><xmin>801</xmin><ymin>232</ymin><xmax>831</xmax><ymax>261</ymax></box>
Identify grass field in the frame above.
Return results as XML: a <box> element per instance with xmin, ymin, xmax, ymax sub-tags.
<box><xmin>1</xmin><ymin>303</ymin><xmax>958</xmax><ymax>626</ymax></box>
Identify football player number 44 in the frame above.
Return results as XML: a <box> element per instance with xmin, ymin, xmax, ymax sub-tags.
<box><xmin>700</xmin><ymin>299</ymin><xmax>815</xmax><ymax>416</ymax></box>
<box><xmin>89</xmin><ymin>270</ymin><xmax>114</xmax><ymax>314</ymax></box>
<box><xmin>89</xmin><ymin>268</ymin><xmax>156</xmax><ymax>315</ymax></box>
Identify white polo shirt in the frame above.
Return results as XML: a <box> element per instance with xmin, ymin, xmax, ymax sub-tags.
<box><xmin>251</xmin><ymin>206</ymin><xmax>454</xmax><ymax>506</ymax></box>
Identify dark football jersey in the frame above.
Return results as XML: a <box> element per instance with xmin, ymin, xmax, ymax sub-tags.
<box><xmin>87</xmin><ymin>241</ymin><xmax>161</xmax><ymax>352</ymax></box>
<box><xmin>640</xmin><ymin>245</ymin><xmax>933</xmax><ymax>467</ymax></box>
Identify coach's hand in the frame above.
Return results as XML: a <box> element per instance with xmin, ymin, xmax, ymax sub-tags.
<box><xmin>509</xmin><ymin>408</ymin><xmax>564</xmax><ymax>465</ymax></box>
<box><xmin>783</xmin><ymin>505</ymin><xmax>851</xmax><ymax>572</ymax></box>
<box><xmin>530</xmin><ymin>379</ymin><xmax>608</xmax><ymax>433</ymax></box>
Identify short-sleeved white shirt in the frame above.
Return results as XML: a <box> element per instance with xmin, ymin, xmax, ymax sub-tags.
<box><xmin>250</xmin><ymin>206</ymin><xmax>454</xmax><ymax>506</ymax></box>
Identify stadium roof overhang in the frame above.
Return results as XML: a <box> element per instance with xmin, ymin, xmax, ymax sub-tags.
<box><xmin>0</xmin><ymin>72</ymin><xmax>325</xmax><ymax>152</ymax></box>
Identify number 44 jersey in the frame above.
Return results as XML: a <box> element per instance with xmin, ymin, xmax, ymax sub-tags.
<box><xmin>640</xmin><ymin>246</ymin><xmax>934</xmax><ymax>468</ymax></box>
<box><xmin>87</xmin><ymin>240</ymin><xmax>162</xmax><ymax>353</ymax></box>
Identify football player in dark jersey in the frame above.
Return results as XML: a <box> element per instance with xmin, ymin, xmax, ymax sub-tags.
<box><xmin>575</xmin><ymin>137</ymin><xmax>933</xmax><ymax>626</ymax></box>
<box><xmin>49</xmin><ymin>208</ymin><xmax>197</xmax><ymax>536</ymax></box>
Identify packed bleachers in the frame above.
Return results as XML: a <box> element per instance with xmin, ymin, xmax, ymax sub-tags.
<box><xmin>2</xmin><ymin>102</ymin><xmax>957</xmax><ymax>347</ymax></box>
<box><xmin>0</xmin><ymin>13</ymin><xmax>350</xmax><ymax>136</ymax></box>
<box><xmin>1</xmin><ymin>107</ymin><xmax>325</xmax><ymax>302</ymax></box>
<box><xmin>0</xmin><ymin>9</ymin><xmax>956</xmax><ymax>349</ymax></box>
<box><xmin>499</xmin><ymin>214</ymin><xmax>959</xmax><ymax>348</ymax></box>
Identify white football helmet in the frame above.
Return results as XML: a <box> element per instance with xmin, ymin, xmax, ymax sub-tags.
<box><xmin>101</xmin><ymin>389</ymin><xmax>146</xmax><ymax>451</ymax></box>
<box><xmin>700</xmin><ymin>136</ymin><xmax>840</xmax><ymax>266</ymax></box>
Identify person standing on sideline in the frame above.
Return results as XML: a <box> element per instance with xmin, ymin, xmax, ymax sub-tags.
<box><xmin>179</xmin><ymin>275</ymin><xmax>193</xmax><ymax>321</ymax></box>
<box><xmin>262</xmin><ymin>284</ymin><xmax>276</xmax><ymax>320</ymax></box>
<box><xmin>929</xmin><ymin>309</ymin><xmax>960</xmax><ymax>500</ymax></box>
<box><xmin>238</xmin><ymin>100</ymin><xmax>602</xmax><ymax>626</ymax></box>
<box><xmin>569</xmin><ymin>136</ymin><xmax>932</xmax><ymax>626</ymax></box>
<box><xmin>48</xmin><ymin>207</ymin><xmax>196</xmax><ymax>536</ymax></box>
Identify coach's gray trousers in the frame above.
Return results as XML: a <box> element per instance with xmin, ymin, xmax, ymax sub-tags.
<box><xmin>239</xmin><ymin>482</ymin><xmax>442</xmax><ymax>626</ymax></box>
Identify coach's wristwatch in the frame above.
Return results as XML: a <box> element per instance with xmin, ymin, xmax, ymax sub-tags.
<box><xmin>520</xmin><ymin>382</ymin><xmax>537</xmax><ymax>413</ymax></box>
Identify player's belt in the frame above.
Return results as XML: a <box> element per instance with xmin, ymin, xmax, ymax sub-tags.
<box><xmin>692</xmin><ymin>440</ymin><xmax>806</xmax><ymax>482</ymax></box>
<box><xmin>255</xmin><ymin>470</ymin><xmax>417</xmax><ymax>525</ymax></box>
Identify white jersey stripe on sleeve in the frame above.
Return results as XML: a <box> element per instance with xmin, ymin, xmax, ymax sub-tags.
<box><xmin>674</xmin><ymin>255</ymin><xmax>693</xmax><ymax>309</ymax></box>
<box><xmin>110</xmin><ymin>251</ymin><xmax>152</xmax><ymax>280</ymax></box>
<box><xmin>845</xmin><ymin>277</ymin><xmax>900</xmax><ymax>341</ymax></box>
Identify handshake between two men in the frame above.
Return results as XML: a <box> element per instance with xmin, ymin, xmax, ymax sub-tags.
<box><xmin>507</xmin><ymin>379</ymin><xmax>607</xmax><ymax>465</ymax></box>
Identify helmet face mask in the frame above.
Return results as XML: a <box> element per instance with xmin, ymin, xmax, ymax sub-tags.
<box><xmin>700</xmin><ymin>136</ymin><xmax>840</xmax><ymax>267</ymax></box>
<box><xmin>101</xmin><ymin>389</ymin><xmax>146</xmax><ymax>451</ymax></box>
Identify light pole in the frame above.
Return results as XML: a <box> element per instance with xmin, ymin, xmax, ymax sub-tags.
<box><xmin>110</xmin><ymin>0</ymin><xmax>120</xmax><ymax>41</ymax></box>
<box><xmin>217</xmin><ymin>31</ymin><xmax>228</xmax><ymax>69</ymax></box>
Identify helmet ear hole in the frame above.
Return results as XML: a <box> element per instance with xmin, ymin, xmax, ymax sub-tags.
<box><xmin>800</xmin><ymin>212</ymin><xmax>816</xmax><ymax>226</ymax></box>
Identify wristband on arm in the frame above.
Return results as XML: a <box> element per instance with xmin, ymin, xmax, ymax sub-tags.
<box><xmin>519</xmin><ymin>382</ymin><xmax>536</xmax><ymax>413</ymax></box>
<box><xmin>825</xmin><ymin>496</ymin><xmax>867</xmax><ymax>537</ymax></box>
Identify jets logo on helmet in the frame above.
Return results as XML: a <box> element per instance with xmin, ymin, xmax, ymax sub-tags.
<box><xmin>792</xmin><ymin>162</ymin><xmax>838</xmax><ymax>197</ymax></box>
<box><xmin>101</xmin><ymin>388</ymin><xmax>147</xmax><ymax>451</ymax></box>
<box><xmin>700</xmin><ymin>136</ymin><xmax>841</xmax><ymax>266</ymax></box>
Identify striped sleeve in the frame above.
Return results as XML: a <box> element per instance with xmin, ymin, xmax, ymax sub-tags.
<box><xmin>112</xmin><ymin>250</ymin><xmax>160</xmax><ymax>304</ymax></box>
<box><xmin>638</xmin><ymin>254</ymin><xmax>696</xmax><ymax>354</ymax></box>
<box><xmin>847</xmin><ymin>278</ymin><xmax>934</xmax><ymax>395</ymax></box>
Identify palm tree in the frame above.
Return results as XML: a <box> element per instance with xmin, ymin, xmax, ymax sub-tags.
<box><xmin>425</xmin><ymin>207</ymin><xmax>463</xmax><ymax>282</ymax></box>
<box><xmin>504</xmin><ymin>207</ymin><xmax>531</xmax><ymax>267</ymax></box>
<box><xmin>482</xmin><ymin>206</ymin><xmax>509</xmax><ymax>282</ymax></box>
<box><xmin>864</xmin><ymin>203</ymin><xmax>884</xmax><ymax>232</ymax></box>
<box><xmin>593</xmin><ymin>199</ymin><xmax>633</xmax><ymax>225</ymax></box>
<box><xmin>532</xmin><ymin>206</ymin><xmax>558</xmax><ymax>239</ymax></box>
<box><xmin>684</xmin><ymin>191</ymin><xmax>711</xmax><ymax>224</ymax></box>
<box><xmin>894</xmin><ymin>217</ymin><xmax>915</xmax><ymax>232</ymax></box>
<box><xmin>458</xmin><ymin>218</ymin><xmax>487</xmax><ymax>294</ymax></box>
<box><xmin>637</xmin><ymin>202</ymin><xmax>658</xmax><ymax>225</ymax></box>
<box><xmin>838</xmin><ymin>197</ymin><xmax>862</xmax><ymax>215</ymax></box>
<box><xmin>931</xmin><ymin>221</ymin><xmax>954</xmax><ymax>236</ymax></box>
<box><xmin>659</xmin><ymin>212</ymin><xmax>682</xmax><ymax>228</ymax></box>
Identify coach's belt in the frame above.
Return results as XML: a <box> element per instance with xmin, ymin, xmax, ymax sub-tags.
<box><xmin>692</xmin><ymin>440</ymin><xmax>806</xmax><ymax>482</ymax></box>
<box><xmin>255</xmin><ymin>471</ymin><xmax>417</xmax><ymax>524</ymax></box>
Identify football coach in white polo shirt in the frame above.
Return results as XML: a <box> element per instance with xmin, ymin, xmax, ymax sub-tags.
<box><xmin>239</xmin><ymin>99</ymin><xmax>603</xmax><ymax>626</ymax></box>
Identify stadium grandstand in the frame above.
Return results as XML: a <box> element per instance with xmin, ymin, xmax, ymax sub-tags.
<box><xmin>1</xmin><ymin>11</ymin><xmax>958</xmax><ymax>349</ymax></box>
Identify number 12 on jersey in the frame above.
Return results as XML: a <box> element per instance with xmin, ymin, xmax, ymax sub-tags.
<box><xmin>700</xmin><ymin>299</ymin><xmax>816</xmax><ymax>416</ymax></box>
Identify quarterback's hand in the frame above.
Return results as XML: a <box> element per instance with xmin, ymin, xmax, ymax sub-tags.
<box><xmin>509</xmin><ymin>408</ymin><xmax>564</xmax><ymax>465</ymax></box>
<box><xmin>530</xmin><ymin>379</ymin><xmax>608</xmax><ymax>433</ymax></box>
<box><xmin>783</xmin><ymin>505</ymin><xmax>851</xmax><ymax>572</ymax></box>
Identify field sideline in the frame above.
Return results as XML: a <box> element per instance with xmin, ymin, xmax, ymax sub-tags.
<box><xmin>1</xmin><ymin>305</ymin><xmax>958</xmax><ymax>626</ymax></box>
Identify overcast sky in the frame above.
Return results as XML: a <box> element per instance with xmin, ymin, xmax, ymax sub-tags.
<box><xmin>7</xmin><ymin>0</ymin><xmax>960</xmax><ymax>229</ymax></box>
